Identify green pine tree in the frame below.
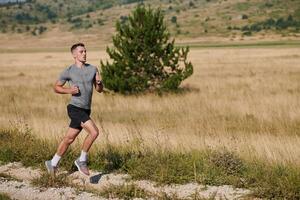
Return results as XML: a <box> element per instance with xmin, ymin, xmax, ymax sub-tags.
<box><xmin>100</xmin><ymin>5</ymin><xmax>193</xmax><ymax>94</ymax></box>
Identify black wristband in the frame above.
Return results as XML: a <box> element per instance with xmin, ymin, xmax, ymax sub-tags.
<box><xmin>97</xmin><ymin>80</ymin><xmax>103</xmax><ymax>85</ymax></box>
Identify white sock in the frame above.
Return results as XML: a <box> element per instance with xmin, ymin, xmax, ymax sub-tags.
<box><xmin>79</xmin><ymin>150</ymin><xmax>88</xmax><ymax>162</ymax></box>
<box><xmin>51</xmin><ymin>154</ymin><xmax>61</xmax><ymax>167</ymax></box>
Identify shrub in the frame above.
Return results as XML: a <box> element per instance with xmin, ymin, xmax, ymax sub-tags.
<box><xmin>100</xmin><ymin>5</ymin><xmax>193</xmax><ymax>94</ymax></box>
<box><xmin>210</xmin><ymin>151</ymin><xmax>244</xmax><ymax>175</ymax></box>
<box><xmin>242</xmin><ymin>14</ymin><xmax>248</xmax><ymax>19</ymax></box>
<box><xmin>171</xmin><ymin>15</ymin><xmax>177</xmax><ymax>23</ymax></box>
<box><xmin>243</xmin><ymin>31</ymin><xmax>252</xmax><ymax>36</ymax></box>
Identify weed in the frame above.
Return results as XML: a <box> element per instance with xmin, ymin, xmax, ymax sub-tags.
<box><xmin>0</xmin><ymin>129</ymin><xmax>55</xmax><ymax>167</ymax></box>
<box><xmin>99</xmin><ymin>183</ymin><xmax>151</xmax><ymax>199</ymax></box>
<box><xmin>31</xmin><ymin>172</ymin><xmax>70</xmax><ymax>188</ymax></box>
<box><xmin>0</xmin><ymin>193</ymin><xmax>11</xmax><ymax>200</ymax></box>
<box><xmin>210</xmin><ymin>150</ymin><xmax>244</xmax><ymax>176</ymax></box>
<box><xmin>91</xmin><ymin>145</ymin><xmax>135</xmax><ymax>172</ymax></box>
<box><xmin>123</xmin><ymin>151</ymin><xmax>199</xmax><ymax>184</ymax></box>
<box><xmin>0</xmin><ymin>173</ymin><xmax>17</xmax><ymax>181</ymax></box>
<box><xmin>249</xmin><ymin>164</ymin><xmax>300</xmax><ymax>199</ymax></box>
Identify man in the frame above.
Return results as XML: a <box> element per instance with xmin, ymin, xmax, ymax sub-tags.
<box><xmin>45</xmin><ymin>43</ymin><xmax>103</xmax><ymax>176</ymax></box>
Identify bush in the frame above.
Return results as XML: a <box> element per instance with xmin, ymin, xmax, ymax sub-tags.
<box><xmin>171</xmin><ymin>15</ymin><xmax>177</xmax><ymax>23</ymax></box>
<box><xmin>210</xmin><ymin>151</ymin><xmax>244</xmax><ymax>176</ymax></box>
<box><xmin>242</xmin><ymin>14</ymin><xmax>248</xmax><ymax>19</ymax></box>
<box><xmin>101</xmin><ymin>5</ymin><xmax>193</xmax><ymax>94</ymax></box>
<box><xmin>243</xmin><ymin>31</ymin><xmax>252</xmax><ymax>36</ymax></box>
<box><xmin>239</xmin><ymin>15</ymin><xmax>300</xmax><ymax>34</ymax></box>
<box><xmin>14</xmin><ymin>12</ymin><xmax>40</xmax><ymax>24</ymax></box>
<box><xmin>189</xmin><ymin>1</ymin><xmax>195</xmax><ymax>8</ymax></box>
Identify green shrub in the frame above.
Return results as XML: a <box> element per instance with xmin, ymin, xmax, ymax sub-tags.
<box><xmin>171</xmin><ymin>15</ymin><xmax>177</xmax><ymax>23</ymax></box>
<box><xmin>100</xmin><ymin>5</ymin><xmax>193</xmax><ymax>94</ymax></box>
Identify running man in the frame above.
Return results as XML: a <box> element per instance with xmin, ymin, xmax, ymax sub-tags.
<box><xmin>45</xmin><ymin>43</ymin><xmax>103</xmax><ymax>176</ymax></box>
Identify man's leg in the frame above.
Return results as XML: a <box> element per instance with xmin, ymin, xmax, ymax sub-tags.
<box><xmin>81</xmin><ymin>119</ymin><xmax>99</xmax><ymax>152</ymax></box>
<box><xmin>56</xmin><ymin>127</ymin><xmax>82</xmax><ymax>156</ymax></box>
<box><xmin>74</xmin><ymin>119</ymin><xmax>99</xmax><ymax>176</ymax></box>
<box><xmin>45</xmin><ymin>127</ymin><xmax>81</xmax><ymax>175</ymax></box>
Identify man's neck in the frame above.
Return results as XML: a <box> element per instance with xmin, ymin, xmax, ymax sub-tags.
<box><xmin>74</xmin><ymin>61</ymin><xmax>85</xmax><ymax>68</ymax></box>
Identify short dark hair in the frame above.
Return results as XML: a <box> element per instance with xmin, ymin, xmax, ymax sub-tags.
<box><xmin>71</xmin><ymin>43</ymin><xmax>85</xmax><ymax>52</ymax></box>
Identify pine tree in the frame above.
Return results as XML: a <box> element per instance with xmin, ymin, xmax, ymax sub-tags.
<box><xmin>100</xmin><ymin>5</ymin><xmax>193</xmax><ymax>94</ymax></box>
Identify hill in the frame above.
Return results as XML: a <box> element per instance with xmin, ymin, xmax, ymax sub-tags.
<box><xmin>0</xmin><ymin>0</ymin><xmax>299</xmax><ymax>48</ymax></box>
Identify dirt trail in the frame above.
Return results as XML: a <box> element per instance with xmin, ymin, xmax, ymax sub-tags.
<box><xmin>0</xmin><ymin>162</ymin><xmax>252</xmax><ymax>199</ymax></box>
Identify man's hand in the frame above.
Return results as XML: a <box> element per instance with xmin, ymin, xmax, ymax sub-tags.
<box><xmin>95</xmin><ymin>79</ymin><xmax>103</xmax><ymax>93</ymax></box>
<box><xmin>69</xmin><ymin>85</ymin><xmax>80</xmax><ymax>95</ymax></box>
<box><xmin>94</xmin><ymin>68</ymin><xmax>103</xmax><ymax>93</ymax></box>
<box><xmin>54</xmin><ymin>81</ymin><xmax>80</xmax><ymax>95</ymax></box>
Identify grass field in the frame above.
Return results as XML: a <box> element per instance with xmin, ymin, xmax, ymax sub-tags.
<box><xmin>1</xmin><ymin>45</ymin><xmax>299</xmax><ymax>165</ymax></box>
<box><xmin>0</xmin><ymin>44</ymin><xmax>300</xmax><ymax>198</ymax></box>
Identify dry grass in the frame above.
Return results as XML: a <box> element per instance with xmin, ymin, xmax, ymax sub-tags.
<box><xmin>0</xmin><ymin>46</ymin><xmax>299</xmax><ymax>166</ymax></box>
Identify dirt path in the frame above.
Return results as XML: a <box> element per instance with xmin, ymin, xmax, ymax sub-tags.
<box><xmin>0</xmin><ymin>162</ymin><xmax>252</xmax><ymax>199</ymax></box>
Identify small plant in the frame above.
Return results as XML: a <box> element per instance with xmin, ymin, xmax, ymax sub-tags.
<box><xmin>92</xmin><ymin>145</ymin><xmax>133</xmax><ymax>172</ymax></box>
<box><xmin>100</xmin><ymin>184</ymin><xmax>151</xmax><ymax>199</ymax></box>
<box><xmin>210</xmin><ymin>150</ymin><xmax>244</xmax><ymax>176</ymax></box>
<box><xmin>0</xmin><ymin>193</ymin><xmax>11</xmax><ymax>200</ymax></box>
<box><xmin>0</xmin><ymin>173</ymin><xmax>17</xmax><ymax>181</ymax></box>
<box><xmin>242</xmin><ymin>14</ymin><xmax>248</xmax><ymax>19</ymax></box>
<box><xmin>189</xmin><ymin>1</ymin><xmax>195</xmax><ymax>8</ymax></box>
<box><xmin>31</xmin><ymin>172</ymin><xmax>70</xmax><ymax>188</ymax></box>
<box><xmin>171</xmin><ymin>15</ymin><xmax>177</xmax><ymax>23</ymax></box>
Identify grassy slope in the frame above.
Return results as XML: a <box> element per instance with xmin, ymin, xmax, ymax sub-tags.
<box><xmin>0</xmin><ymin>0</ymin><xmax>299</xmax><ymax>43</ymax></box>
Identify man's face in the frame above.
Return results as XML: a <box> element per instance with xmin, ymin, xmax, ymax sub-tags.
<box><xmin>72</xmin><ymin>46</ymin><xmax>87</xmax><ymax>63</ymax></box>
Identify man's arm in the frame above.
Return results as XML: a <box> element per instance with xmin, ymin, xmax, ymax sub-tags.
<box><xmin>54</xmin><ymin>80</ymin><xmax>79</xmax><ymax>95</ymax></box>
<box><xmin>94</xmin><ymin>70</ymin><xmax>103</xmax><ymax>93</ymax></box>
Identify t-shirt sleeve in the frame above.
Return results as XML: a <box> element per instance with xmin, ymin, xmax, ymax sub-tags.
<box><xmin>93</xmin><ymin>66</ymin><xmax>98</xmax><ymax>81</ymax></box>
<box><xmin>58</xmin><ymin>68</ymin><xmax>70</xmax><ymax>84</ymax></box>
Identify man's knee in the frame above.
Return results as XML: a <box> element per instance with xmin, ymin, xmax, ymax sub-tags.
<box><xmin>63</xmin><ymin>136</ymin><xmax>76</xmax><ymax>144</ymax></box>
<box><xmin>91</xmin><ymin>128</ymin><xmax>99</xmax><ymax>140</ymax></box>
<box><xmin>81</xmin><ymin>120</ymin><xmax>99</xmax><ymax>140</ymax></box>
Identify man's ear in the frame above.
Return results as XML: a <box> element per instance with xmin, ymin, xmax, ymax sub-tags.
<box><xmin>71</xmin><ymin>50</ymin><xmax>76</xmax><ymax>58</ymax></box>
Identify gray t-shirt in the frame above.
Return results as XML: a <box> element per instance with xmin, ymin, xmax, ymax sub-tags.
<box><xmin>58</xmin><ymin>64</ymin><xmax>97</xmax><ymax>109</ymax></box>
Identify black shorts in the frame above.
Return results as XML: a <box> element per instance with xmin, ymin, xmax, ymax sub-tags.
<box><xmin>67</xmin><ymin>104</ymin><xmax>91</xmax><ymax>130</ymax></box>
